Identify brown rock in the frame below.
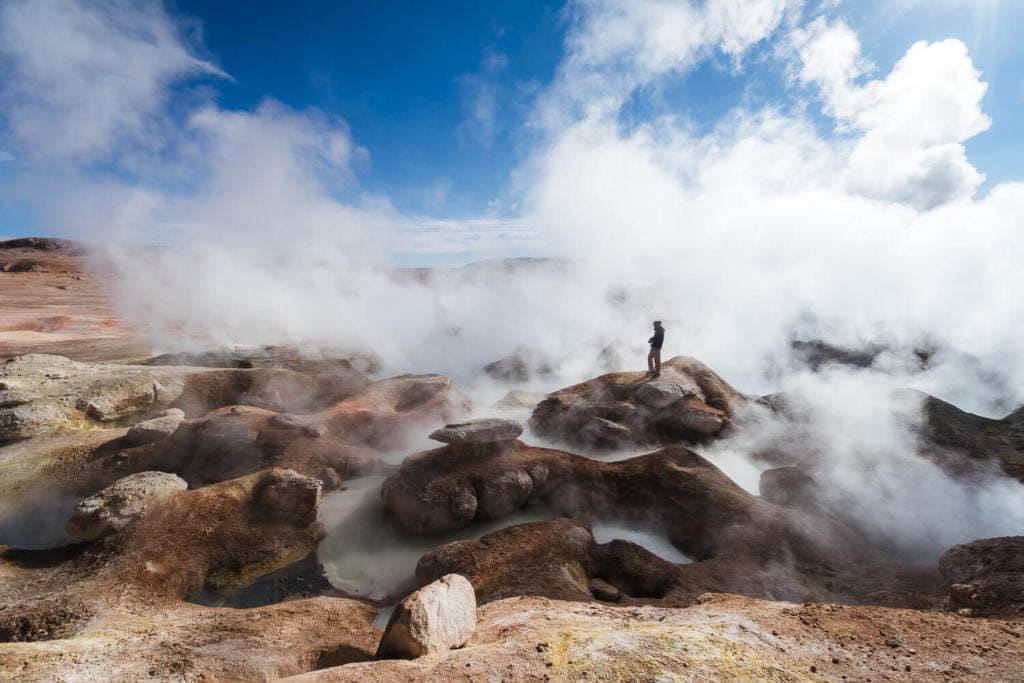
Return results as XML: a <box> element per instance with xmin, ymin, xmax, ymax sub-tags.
<box><xmin>939</xmin><ymin>536</ymin><xmax>1024</xmax><ymax>616</ymax></box>
<box><xmin>529</xmin><ymin>356</ymin><xmax>741</xmax><ymax>449</ymax></box>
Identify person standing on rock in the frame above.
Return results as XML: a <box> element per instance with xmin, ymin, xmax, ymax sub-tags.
<box><xmin>647</xmin><ymin>320</ymin><xmax>664</xmax><ymax>377</ymax></box>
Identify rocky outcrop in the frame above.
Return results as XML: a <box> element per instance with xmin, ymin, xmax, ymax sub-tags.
<box><xmin>414</xmin><ymin>517</ymin><xmax>937</xmax><ymax>610</ymax></box>
<box><xmin>920</xmin><ymin>394</ymin><xmax>1024</xmax><ymax>483</ymax></box>
<box><xmin>124</xmin><ymin>406</ymin><xmax>387</xmax><ymax>489</ymax></box>
<box><xmin>65</xmin><ymin>471</ymin><xmax>188</xmax><ymax>541</ymax></box>
<box><xmin>123</xmin><ymin>408</ymin><xmax>185</xmax><ymax>446</ymax></box>
<box><xmin>382</xmin><ymin>439</ymin><xmax>874</xmax><ymax>573</ymax></box>
<box><xmin>0</xmin><ymin>355</ymin><xmax>194</xmax><ymax>439</ymax></box>
<box><xmin>529</xmin><ymin>356</ymin><xmax>744</xmax><ymax>449</ymax></box>
<box><xmin>753</xmin><ymin>388</ymin><xmax>1024</xmax><ymax>484</ymax></box>
<box><xmin>377</xmin><ymin>574</ymin><xmax>477</xmax><ymax>658</ymax></box>
<box><xmin>429</xmin><ymin>418</ymin><xmax>523</xmax><ymax>444</ymax></box>
<box><xmin>284</xmin><ymin>594</ymin><xmax>1024</xmax><ymax>683</ymax></box>
<box><xmin>0</xmin><ymin>468</ymin><xmax>379</xmax><ymax>680</ymax></box>
<box><xmin>940</xmin><ymin>536</ymin><xmax>1024</xmax><ymax>617</ymax></box>
<box><xmin>313</xmin><ymin>373</ymin><xmax>470</xmax><ymax>451</ymax></box>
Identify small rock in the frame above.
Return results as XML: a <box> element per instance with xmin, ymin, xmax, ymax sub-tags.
<box><xmin>634</xmin><ymin>382</ymin><xmax>686</xmax><ymax>409</ymax></box>
<box><xmin>588</xmin><ymin>578</ymin><xmax>621</xmax><ymax>602</ymax></box>
<box><xmin>230</xmin><ymin>406</ymin><xmax>250</xmax><ymax>415</ymax></box>
<box><xmin>429</xmin><ymin>418</ymin><xmax>523</xmax><ymax>444</ymax></box>
<box><xmin>0</xmin><ymin>390</ymin><xmax>37</xmax><ymax>408</ymax></box>
<box><xmin>124</xmin><ymin>409</ymin><xmax>185</xmax><ymax>446</ymax></box>
<box><xmin>377</xmin><ymin>574</ymin><xmax>477</xmax><ymax>658</ymax></box>
<box><xmin>66</xmin><ymin>472</ymin><xmax>187</xmax><ymax>541</ymax></box>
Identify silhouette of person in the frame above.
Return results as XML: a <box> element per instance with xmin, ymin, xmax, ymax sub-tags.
<box><xmin>647</xmin><ymin>320</ymin><xmax>664</xmax><ymax>377</ymax></box>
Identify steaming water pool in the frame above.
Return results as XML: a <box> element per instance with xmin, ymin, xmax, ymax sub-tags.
<box><xmin>320</xmin><ymin>475</ymin><xmax>698</xmax><ymax>604</ymax></box>
<box><xmin>590</xmin><ymin>521</ymin><xmax>693</xmax><ymax>564</ymax></box>
<box><xmin>319</xmin><ymin>476</ymin><xmax>552</xmax><ymax>601</ymax></box>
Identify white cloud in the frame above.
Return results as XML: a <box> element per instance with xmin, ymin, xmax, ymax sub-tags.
<box><xmin>536</xmin><ymin>0</ymin><xmax>800</xmax><ymax>127</ymax></box>
<box><xmin>0</xmin><ymin>0</ymin><xmax>225</xmax><ymax>164</ymax></box>
<box><xmin>791</xmin><ymin>19</ymin><xmax>991</xmax><ymax>209</ymax></box>
<box><xmin>457</xmin><ymin>51</ymin><xmax>509</xmax><ymax>149</ymax></box>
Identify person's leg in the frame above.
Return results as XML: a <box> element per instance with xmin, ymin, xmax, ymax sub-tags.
<box><xmin>653</xmin><ymin>349</ymin><xmax>661</xmax><ymax>376</ymax></box>
<box><xmin>647</xmin><ymin>348</ymin><xmax>655</xmax><ymax>374</ymax></box>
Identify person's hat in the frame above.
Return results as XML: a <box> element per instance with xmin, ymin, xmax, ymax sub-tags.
<box><xmin>653</xmin><ymin>320</ymin><xmax>662</xmax><ymax>325</ymax></box>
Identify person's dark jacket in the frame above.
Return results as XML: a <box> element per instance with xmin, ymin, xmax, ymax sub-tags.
<box><xmin>649</xmin><ymin>326</ymin><xmax>664</xmax><ymax>350</ymax></box>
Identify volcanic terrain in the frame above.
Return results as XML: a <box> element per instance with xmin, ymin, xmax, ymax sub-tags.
<box><xmin>0</xmin><ymin>238</ymin><xmax>1022</xmax><ymax>682</ymax></box>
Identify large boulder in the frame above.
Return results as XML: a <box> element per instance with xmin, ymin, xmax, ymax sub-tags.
<box><xmin>939</xmin><ymin>536</ymin><xmax>1024</xmax><ymax>617</ymax></box>
<box><xmin>65</xmin><ymin>471</ymin><xmax>188</xmax><ymax>541</ymax></box>
<box><xmin>529</xmin><ymin>356</ymin><xmax>743</xmax><ymax>449</ymax></box>
<box><xmin>429</xmin><ymin>418</ymin><xmax>523</xmax><ymax>444</ymax></box>
<box><xmin>376</xmin><ymin>574</ymin><xmax>477</xmax><ymax>658</ymax></box>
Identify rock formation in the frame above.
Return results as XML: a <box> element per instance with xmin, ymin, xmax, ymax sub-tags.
<box><xmin>529</xmin><ymin>356</ymin><xmax>746</xmax><ymax>449</ymax></box>
<box><xmin>940</xmin><ymin>536</ymin><xmax>1024</xmax><ymax>617</ymax></box>
<box><xmin>0</xmin><ymin>468</ymin><xmax>379</xmax><ymax>680</ymax></box>
<box><xmin>284</xmin><ymin>594</ymin><xmax>1024</xmax><ymax>682</ymax></box>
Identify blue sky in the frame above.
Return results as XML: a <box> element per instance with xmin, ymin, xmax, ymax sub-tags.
<box><xmin>0</xmin><ymin>0</ymin><xmax>1022</xmax><ymax>245</ymax></box>
<box><xmin>170</xmin><ymin>0</ymin><xmax>1024</xmax><ymax>215</ymax></box>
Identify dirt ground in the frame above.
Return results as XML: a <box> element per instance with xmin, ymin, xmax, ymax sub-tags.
<box><xmin>0</xmin><ymin>241</ymin><xmax>150</xmax><ymax>362</ymax></box>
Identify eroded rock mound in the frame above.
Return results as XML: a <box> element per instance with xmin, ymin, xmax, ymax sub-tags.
<box><xmin>377</xmin><ymin>574</ymin><xmax>477</xmax><ymax>659</ymax></box>
<box><xmin>529</xmin><ymin>356</ymin><xmax>745</xmax><ymax>449</ymax></box>
<box><xmin>940</xmin><ymin>536</ymin><xmax>1024</xmax><ymax>617</ymax></box>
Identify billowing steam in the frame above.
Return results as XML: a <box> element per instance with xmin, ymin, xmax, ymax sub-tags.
<box><xmin>2</xmin><ymin>0</ymin><xmax>1023</xmax><ymax>564</ymax></box>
